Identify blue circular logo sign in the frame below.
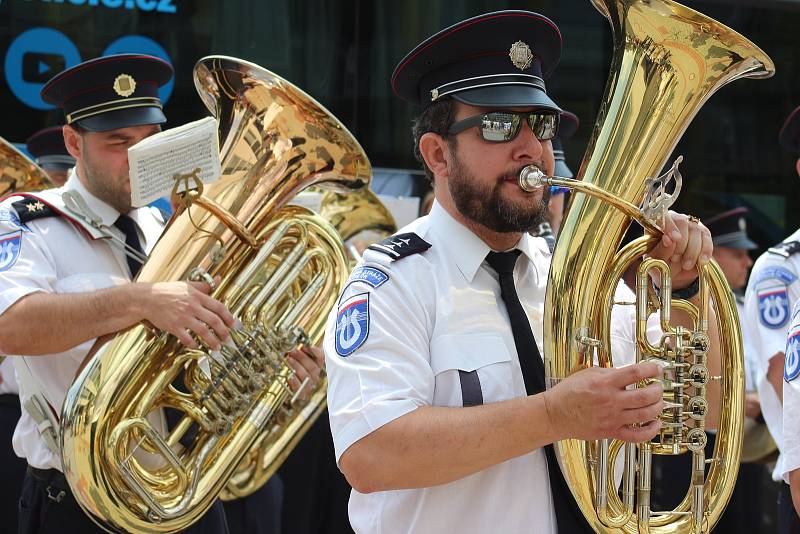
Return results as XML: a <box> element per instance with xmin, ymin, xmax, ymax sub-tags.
<box><xmin>4</xmin><ymin>28</ymin><xmax>81</xmax><ymax>110</ymax></box>
<box><xmin>103</xmin><ymin>35</ymin><xmax>174</xmax><ymax>103</ymax></box>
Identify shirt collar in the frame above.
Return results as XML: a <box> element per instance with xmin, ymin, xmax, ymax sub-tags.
<box><xmin>429</xmin><ymin>200</ymin><xmax>551</xmax><ymax>283</ymax></box>
<box><xmin>62</xmin><ymin>168</ymin><xmax>122</xmax><ymax>228</ymax></box>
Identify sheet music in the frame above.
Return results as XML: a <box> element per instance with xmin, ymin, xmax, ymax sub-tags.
<box><xmin>128</xmin><ymin>116</ymin><xmax>221</xmax><ymax>207</ymax></box>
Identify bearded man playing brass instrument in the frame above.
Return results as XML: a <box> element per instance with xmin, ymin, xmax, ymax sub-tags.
<box><xmin>0</xmin><ymin>54</ymin><xmax>323</xmax><ymax>534</ymax></box>
<box><xmin>323</xmin><ymin>11</ymin><xmax>720</xmax><ymax>534</ymax></box>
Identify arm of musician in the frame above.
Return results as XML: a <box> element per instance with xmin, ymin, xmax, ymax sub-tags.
<box><xmin>744</xmin><ymin>392</ymin><xmax>761</xmax><ymax>419</ymax></box>
<box><xmin>285</xmin><ymin>346</ymin><xmax>324</xmax><ymax>401</ymax></box>
<box><xmin>339</xmin><ymin>362</ymin><xmax>663</xmax><ymax>494</ymax></box>
<box><xmin>767</xmin><ymin>351</ymin><xmax>786</xmax><ymax>405</ymax></box>
<box><xmin>0</xmin><ymin>279</ymin><xmax>235</xmax><ymax>356</ymax></box>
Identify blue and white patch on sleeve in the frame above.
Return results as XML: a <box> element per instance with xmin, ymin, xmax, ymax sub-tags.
<box><xmin>0</xmin><ymin>230</ymin><xmax>22</xmax><ymax>272</ymax></box>
<box><xmin>786</xmin><ymin>330</ymin><xmax>800</xmax><ymax>382</ymax></box>
<box><xmin>349</xmin><ymin>266</ymin><xmax>389</xmax><ymax>289</ymax></box>
<box><xmin>753</xmin><ymin>266</ymin><xmax>798</xmax><ymax>286</ymax></box>
<box><xmin>335</xmin><ymin>293</ymin><xmax>370</xmax><ymax>357</ymax></box>
<box><xmin>758</xmin><ymin>285</ymin><xmax>791</xmax><ymax>329</ymax></box>
<box><xmin>0</xmin><ymin>209</ymin><xmax>25</xmax><ymax>230</ymax></box>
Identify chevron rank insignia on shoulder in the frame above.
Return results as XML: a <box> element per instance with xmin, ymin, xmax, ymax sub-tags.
<box><xmin>769</xmin><ymin>241</ymin><xmax>800</xmax><ymax>258</ymax></box>
<box><xmin>368</xmin><ymin>232</ymin><xmax>431</xmax><ymax>260</ymax></box>
<box><xmin>11</xmin><ymin>197</ymin><xmax>57</xmax><ymax>224</ymax></box>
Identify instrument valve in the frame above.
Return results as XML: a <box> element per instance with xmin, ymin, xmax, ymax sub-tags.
<box><xmin>687</xmin><ymin>364</ymin><xmax>709</xmax><ymax>387</ymax></box>
<box><xmin>685</xmin><ymin>428</ymin><xmax>707</xmax><ymax>452</ymax></box>
<box><xmin>686</xmin><ymin>396</ymin><xmax>708</xmax><ymax>420</ymax></box>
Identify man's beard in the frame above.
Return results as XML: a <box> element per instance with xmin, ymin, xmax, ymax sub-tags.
<box><xmin>82</xmin><ymin>146</ymin><xmax>131</xmax><ymax>213</ymax></box>
<box><xmin>448</xmin><ymin>154</ymin><xmax>550</xmax><ymax>233</ymax></box>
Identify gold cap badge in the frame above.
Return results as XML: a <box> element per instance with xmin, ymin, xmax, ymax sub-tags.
<box><xmin>113</xmin><ymin>74</ymin><xmax>137</xmax><ymax>97</ymax></box>
<box><xmin>509</xmin><ymin>41</ymin><xmax>533</xmax><ymax>71</ymax></box>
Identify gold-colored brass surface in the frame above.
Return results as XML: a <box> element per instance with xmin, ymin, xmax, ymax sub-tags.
<box><xmin>543</xmin><ymin>1</ymin><xmax>773</xmax><ymax>532</ymax></box>
<box><xmin>59</xmin><ymin>56</ymin><xmax>370</xmax><ymax>533</ymax></box>
<box><xmin>319</xmin><ymin>187</ymin><xmax>396</xmax><ymax>244</ymax></box>
<box><xmin>0</xmin><ymin>136</ymin><xmax>53</xmax><ymax>195</ymax></box>
<box><xmin>220</xmin><ymin>186</ymin><xmax>398</xmax><ymax>501</ymax></box>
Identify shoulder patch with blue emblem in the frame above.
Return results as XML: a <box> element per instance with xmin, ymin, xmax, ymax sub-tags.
<box><xmin>0</xmin><ymin>230</ymin><xmax>22</xmax><ymax>272</ymax></box>
<box><xmin>368</xmin><ymin>232</ymin><xmax>431</xmax><ymax>261</ymax></box>
<box><xmin>758</xmin><ymin>284</ymin><xmax>791</xmax><ymax>329</ymax></box>
<box><xmin>335</xmin><ymin>292</ymin><xmax>370</xmax><ymax>357</ymax></box>
<box><xmin>11</xmin><ymin>197</ymin><xmax>57</xmax><ymax>225</ymax></box>
<box><xmin>786</xmin><ymin>320</ymin><xmax>800</xmax><ymax>382</ymax></box>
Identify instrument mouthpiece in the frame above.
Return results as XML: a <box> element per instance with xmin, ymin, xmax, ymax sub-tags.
<box><xmin>518</xmin><ymin>165</ymin><xmax>548</xmax><ymax>192</ymax></box>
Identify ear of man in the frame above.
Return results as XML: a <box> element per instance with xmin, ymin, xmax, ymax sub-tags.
<box><xmin>62</xmin><ymin>125</ymin><xmax>83</xmax><ymax>160</ymax></box>
<box><xmin>418</xmin><ymin>132</ymin><xmax>452</xmax><ymax>182</ymax></box>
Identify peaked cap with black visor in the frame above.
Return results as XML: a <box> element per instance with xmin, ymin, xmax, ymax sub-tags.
<box><xmin>391</xmin><ymin>10</ymin><xmax>563</xmax><ymax>112</ymax></box>
<box><xmin>779</xmin><ymin>105</ymin><xmax>800</xmax><ymax>154</ymax></box>
<box><xmin>41</xmin><ymin>54</ymin><xmax>173</xmax><ymax>132</ymax></box>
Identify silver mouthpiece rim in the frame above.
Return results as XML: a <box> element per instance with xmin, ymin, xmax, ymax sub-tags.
<box><xmin>519</xmin><ymin>165</ymin><xmax>548</xmax><ymax>192</ymax></box>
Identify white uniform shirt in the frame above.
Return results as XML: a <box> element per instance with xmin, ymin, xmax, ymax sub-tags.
<box><xmin>781</xmin><ymin>303</ymin><xmax>800</xmax><ymax>481</ymax></box>
<box><xmin>324</xmin><ymin>202</ymin><xmax>642</xmax><ymax>534</ymax></box>
<box><xmin>742</xmin><ymin>229</ymin><xmax>800</xmax><ymax>481</ymax></box>
<box><xmin>0</xmin><ymin>170</ymin><xmax>164</xmax><ymax>471</ymax></box>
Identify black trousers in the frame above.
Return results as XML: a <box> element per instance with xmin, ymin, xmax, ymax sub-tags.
<box><xmin>0</xmin><ymin>394</ymin><xmax>27</xmax><ymax>534</ymax></box>
<box><xmin>18</xmin><ymin>467</ymin><xmax>230</xmax><ymax>534</ymax></box>
<box><xmin>779</xmin><ymin>482</ymin><xmax>800</xmax><ymax>534</ymax></box>
<box><xmin>277</xmin><ymin>413</ymin><xmax>353</xmax><ymax>534</ymax></box>
<box><xmin>223</xmin><ymin>475</ymin><xmax>283</xmax><ymax>534</ymax></box>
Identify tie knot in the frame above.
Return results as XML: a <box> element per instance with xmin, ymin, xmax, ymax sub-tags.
<box><xmin>485</xmin><ymin>250</ymin><xmax>521</xmax><ymax>275</ymax></box>
<box><xmin>114</xmin><ymin>213</ymin><xmax>137</xmax><ymax>234</ymax></box>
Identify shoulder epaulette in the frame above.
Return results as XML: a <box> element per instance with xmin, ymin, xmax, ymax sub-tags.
<box><xmin>11</xmin><ymin>197</ymin><xmax>58</xmax><ymax>224</ymax></box>
<box><xmin>768</xmin><ymin>241</ymin><xmax>800</xmax><ymax>258</ymax></box>
<box><xmin>367</xmin><ymin>232</ymin><xmax>431</xmax><ymax>260</ymax></box>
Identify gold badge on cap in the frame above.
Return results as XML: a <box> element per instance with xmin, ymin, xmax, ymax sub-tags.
<box><xmin>509</xmin><ymin>41</ymin><xmax>533</xmax><ymax>71</ymax></box>
<box><xmin>113</xmin><ymin>74</ymin><xmax>137</xmax><ymax>98</ymax></box>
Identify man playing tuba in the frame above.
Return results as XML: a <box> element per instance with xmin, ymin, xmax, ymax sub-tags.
<box><xmin>0</xmin><ymin>54</ymin><xmax>322</xmax><ymax>534</ymax></box>
<box><xmin>323</xmin><ymin>11</ymin><xmax>718</xmax><ymax>534</ymax></box>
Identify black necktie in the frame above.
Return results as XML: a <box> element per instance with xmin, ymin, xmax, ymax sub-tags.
<box><xmin>114</xmin><ymin>214</ymin><xmax>145</xmax><ymax>278</ymax></box>
<box><xmin>485</xmin><ymin>250</ymin><xmax>592</xmax><ymax>533</ymax></box>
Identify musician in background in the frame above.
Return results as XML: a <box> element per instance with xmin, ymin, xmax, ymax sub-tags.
<box><xmin>323</xmin><ymin>11</ymin><xmax>716</xmax><ymax>533</ymax></box>
<box><xmin>763</xmin><ymin>105</ymin><xmax>800</xmax><ymax>532</ymax></box>
<box><xmin>0</xmin><ymin>54</ymin><xmax>322</xmax><ymax>534</ymax></box>
<box><xmin>25</xmin><ymin>126</ymin><xmax>75</xmax><ymax>187</ymax></box>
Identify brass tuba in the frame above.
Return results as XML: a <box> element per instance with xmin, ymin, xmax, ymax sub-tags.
<box><xmin>60</xmin><ymin>56</ymin><xmax>370</xmax><ymax>533</ymax></box>
<box><xmin>0</xmin><ymin>136</ymin><xmax>53</xmax><ymax>195</ymax></box>
<box><xmin>520</xmin><ymin>0</ymin><xmax>774</xmax><ymax>532</ymax></box>
<box><xmin>221</xmin><ymin>186</ymin><xmax>396</xmax><ymax>501</ymax></box>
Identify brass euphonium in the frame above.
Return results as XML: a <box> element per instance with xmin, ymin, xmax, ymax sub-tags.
<box><xmin>221</xmin><ymin>187</ymin><xmax>396</xmax><ymax>501</ymax></box>
<box><xmin>519</xmin><ymin>1</ymin><xmax>774</xmax><ymax>532</ymax></box>
<box><xmin>0</xmin><ymin>136</ymin><xmax>53</xmax><ymax>195</ymax></box>
<box><xmin>60</xmin><ymin>56</ymin><xmax>370</xmax><ymax>533</ymax></box>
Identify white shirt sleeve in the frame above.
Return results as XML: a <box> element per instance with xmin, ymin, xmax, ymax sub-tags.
<box><xmin>324</xmin><ymin>258</ymin><xmax>434</xmax><ymax>462</ymax></box>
